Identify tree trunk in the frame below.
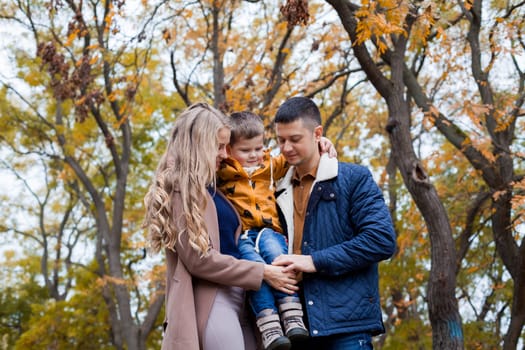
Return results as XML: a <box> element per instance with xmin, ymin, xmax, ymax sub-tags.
<box><xmin>503</xmin><ymin>261</ymin><xmax>525</xmax><ymax>350</ymax></box>
<box><xmin>385</xmin><ymin>91</ymin><xmax>464</xmax><ymax>350</ymax></box>
<box><xmin>513</xmin><ymin>269</ymin><xmax>525</xmax><ymax>350</ymax></box>
<box><xmin>323</xmin><ymin>1</ymin><xmax>465</xmax><ymax>348</ymax></box>
<box><xmin>211</xmin><ymin>2</ymin><xmax>225</xmax><ymax>109</ymax></box>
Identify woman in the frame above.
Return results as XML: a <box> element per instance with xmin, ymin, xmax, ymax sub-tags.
<box><xmin>143</xmin><ymin>103</ymin><xmax>297</xmax><ymax>350</ymax></box>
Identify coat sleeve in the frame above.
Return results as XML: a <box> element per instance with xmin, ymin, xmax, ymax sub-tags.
<box><xmin>311</xmin><ymin>166</ymin><xmax>397</xmax><ymax>275</ymax></box>
<box><xmin>171</xmin><ymin>192</ymin><xmax>264</xmax><ymax>291</ymax></box>
<box><xmin>271</xmin><ymin>153</ymin><xmax>290</xmax><ymax>180</ymax></box>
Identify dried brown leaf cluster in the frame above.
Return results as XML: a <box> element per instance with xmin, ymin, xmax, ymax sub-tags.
<box><xmin>280</xmin><ymin>0</ymin><xmax>309</xmax><ymax>28</ymax></box>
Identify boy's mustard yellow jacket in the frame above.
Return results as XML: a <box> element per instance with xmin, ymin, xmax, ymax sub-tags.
<box><xmin>217</xmin><ymin>150</ymin><xmax>288</xmax><ymax>234</ymax></box>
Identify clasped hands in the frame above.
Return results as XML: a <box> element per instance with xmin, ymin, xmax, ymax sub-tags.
<box><xmin>264</xmin><ymin>254</ymin><xmax>316</xmax><ymax>295</ymax></box>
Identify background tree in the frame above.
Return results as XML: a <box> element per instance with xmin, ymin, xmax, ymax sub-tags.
<box><xmin>0</xmin><ymin>0</ymin><xmax>173</xmax><ymax>348</ymax></box>
<box><xmin>1</xmin><ymin>0</ymin><xmax>524</xmax><ymax>348</ymax></box>
<box><xmin>0</xmin><ymin>0</ymin><xmax>366</xmax><ymax>347</ymax></box>
<box><xmin>0</xmin><ymin>252</ymin><xmax>48</xmax><ymax>349</ymax></box>
<box><xmin>161</xmin><ymin>0</ymin><xmax>364</xmax><ymax>131</ymax></box>
<box><xmin>280</xmin><ymin>0</ymin><xmax>524</xmax><ymax>348</ymax></box>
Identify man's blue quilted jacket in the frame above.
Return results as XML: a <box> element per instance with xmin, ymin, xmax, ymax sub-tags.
<box><xmin>275</xmin><ymin>155</ymin><xmax>397</xmax><ymax>337</ymax></box>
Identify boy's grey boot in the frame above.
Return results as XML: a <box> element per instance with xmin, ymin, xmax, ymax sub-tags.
<box><xmin>256</xmin><ymin>309</ymin><xmax>291</xmax><ymax>350</ymax></box>
<box><xmin>278</xmin><ymin>299</ymin><xmax>309</xmax><ymax>341</ymax></box>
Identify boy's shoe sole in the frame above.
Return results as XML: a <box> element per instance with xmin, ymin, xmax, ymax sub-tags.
<box><xmin>286</xmin><ymin>327</ymin><xmax>309</xmax><ymax>342</ymax></box>
<box><xmin>267</xmin><ymin>336</ymin><xmax>291</xmax><ymax>350</ymax></box>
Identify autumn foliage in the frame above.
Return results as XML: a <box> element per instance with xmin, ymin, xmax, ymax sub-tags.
<box><xmin>0</xmin><ymin>0</ymin><xmax>524</xmax><ymax>349</ymax></box>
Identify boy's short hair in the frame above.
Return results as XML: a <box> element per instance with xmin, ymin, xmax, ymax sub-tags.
<box><xmin>229</xmin><ymin>111</ymin><xmax>265</xmax><ymax>145</ymax></box>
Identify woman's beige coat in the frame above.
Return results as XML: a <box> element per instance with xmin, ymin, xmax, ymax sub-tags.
<box><xmin>161</xmin><ymin>190</ymin><xmax>265</xmax><ymax>350</ymax></box>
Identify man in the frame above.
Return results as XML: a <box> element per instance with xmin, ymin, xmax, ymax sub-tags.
<box><xmin>272</xmin><ymin>96</ymin><xmax>397</xmax><ymax>350</ymax></box>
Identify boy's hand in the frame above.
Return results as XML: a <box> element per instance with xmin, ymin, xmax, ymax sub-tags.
<box><xmin>319</xmin><ymin>137</ymin><xmax>337</xmax><ymax>158</ymax></box>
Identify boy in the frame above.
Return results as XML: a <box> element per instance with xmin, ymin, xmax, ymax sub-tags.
<box><xmin>217</xmin><ymin>111</ymin><xmax>334</xmax><ymax>350</ymax></box>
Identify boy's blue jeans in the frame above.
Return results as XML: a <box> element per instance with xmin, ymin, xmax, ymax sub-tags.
<box><xmin>238</xmin><ymin>228</ymin><xmax>294</xmax><ymax>316</ymax></box>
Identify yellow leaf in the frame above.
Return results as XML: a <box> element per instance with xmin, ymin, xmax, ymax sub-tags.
<box><xmin>65</xmin><ymin>29</ymin><xmax>79</xmax><ymax>46</ymax></box>
<box><xmin>466</xmin><ymin>266</ymin><xmax>479</xmax><ymax>274</ymax></box>
<box><xmin>253</xmin><ymin>63</ymin><xmax>264</xmax><ymax>74</ymax></box>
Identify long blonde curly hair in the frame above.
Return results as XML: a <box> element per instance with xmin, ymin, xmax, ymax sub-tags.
<box><xmin>143</xmin><ymin>103</ymin><xmax>230</xmax><ymax>255</ymax></box>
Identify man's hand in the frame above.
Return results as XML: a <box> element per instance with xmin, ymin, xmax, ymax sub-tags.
<box><xmin>273</xmin><ymin>254</ymin><xmax>317</xmax><ymax>273</ymax></box>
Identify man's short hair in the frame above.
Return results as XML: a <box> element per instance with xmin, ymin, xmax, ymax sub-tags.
<box><xmin>274</xmin><ymin>97</ymin><xmax>321</xmax><ymax>130</ymax></box>
<box><xmin>229</xmin><ymin>111</ymin><xmax>265</xmax><ymax>145</ymax></box>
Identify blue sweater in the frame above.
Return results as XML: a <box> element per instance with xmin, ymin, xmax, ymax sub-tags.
<box><xmin>209</xmin><ymin>188</ymin><xmax>241</xmax><ymax>259</ymax></box>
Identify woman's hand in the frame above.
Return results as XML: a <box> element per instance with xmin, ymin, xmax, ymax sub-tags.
<box><xmin>263</xmin><ymin>264</ymin><xmax>299</xmax><ymax>295</ymax></box>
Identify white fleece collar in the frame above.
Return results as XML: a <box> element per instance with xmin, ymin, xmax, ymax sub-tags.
<box><xmin>276</xmin><ymin>153</ymin><xmax>338</xmax><ymax>191</ymax></box>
